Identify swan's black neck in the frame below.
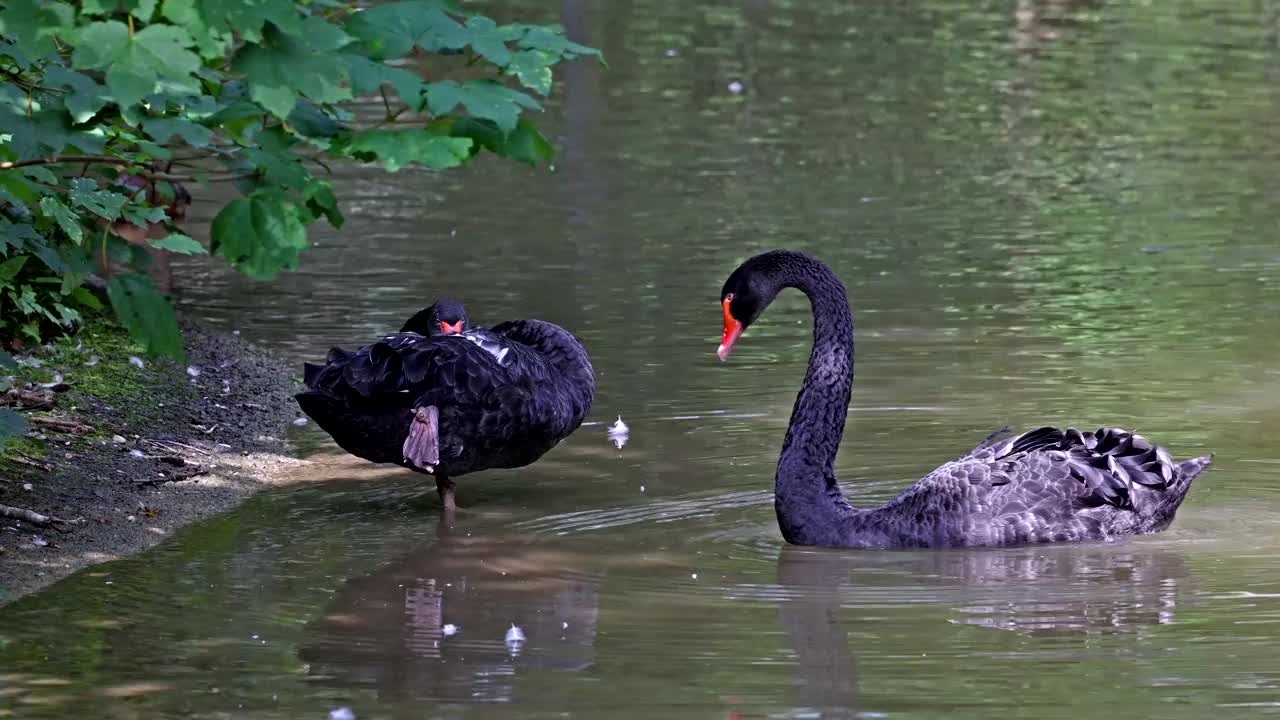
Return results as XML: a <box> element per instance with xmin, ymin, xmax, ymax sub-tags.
<box><xmin>770</xmin><ymin>255</ymin><xmax>858</xmax><ymax>545</ymax></box>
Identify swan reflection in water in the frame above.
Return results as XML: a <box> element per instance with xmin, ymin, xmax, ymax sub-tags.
<box><xmin>774</xmin><ymin>542</ymin><xmax>1196</xmax><ymax>718</ymax></box>
<box><xmin>298</xmin><ymin>521</ymin><xmax>600</xmax><ymax>705</ymax></box>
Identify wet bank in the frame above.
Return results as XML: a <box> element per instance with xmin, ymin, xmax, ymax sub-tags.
<box><xmin>0</xmin><ymin>319</ymin><xmax>307</xmax><ymax>602</ymax></box>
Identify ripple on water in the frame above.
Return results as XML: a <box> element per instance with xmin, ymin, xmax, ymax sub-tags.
<box><xmin>516</xmin><ymin>487</ymin><xmax>772</xmax><ymax>536</ymax></box>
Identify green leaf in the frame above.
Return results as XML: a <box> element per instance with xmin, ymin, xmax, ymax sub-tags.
<box><xmin>0</xmin><ymin>173</ymin><xmax>39</xmax><ymax>207</ymax></box>
<box><xmin>243</xmin><ymin>148</ymin><xmax>309</xmax><ymax>190</ymax></box>
<box><xmin>143</xmin><ymin>117</ymin><xmax>214</xmax><ymax>147</ymax></box>
<box><xmin>69</xmin><ymin>286</ymin><xmax>103</xmax><ymax>311</ymax></box>
<box><xmin>346</xmin><ymin>0</ymin><xmax>461</xmax><ymax>58</ymax></box>
<box><xmin>24</xmin><ymin>237</ymin><xmax>69</xmax><ymax>274</ymax></box>
<box><xmin>68</xmin><ymin>179</ymin><xmax>127</xmax><ymax>221</ymax></box>
<box><xmin>0</xmin><ymin>408</ymin><xmax>28</xmax><ymax>444</ymax></box>
<box><xmin>286</xmin><ymin>100</ymin><xmax>341</xmax><ymax>138</ymax></box>
<box><xmin>11</xmin><ymin>285</ymin><xmax>41</xmax><ymax>315</ymax></box>
<box><xmin>248</xmin><ymin>85</ymin><xmax>297</xmax><ymax>120</ymax></box>
<box><xmin>105</xmin><ymin>61</ymin><xmax>156</xmax><ymax>110</ymax></box>
<box><xmin>74</xmin><ymin>0</ymin><xmax>154</xmax><ymax>23</ymax></box>
<box><xmin>0</xmin><ymin>37</ymin><xmax>32</xmax><ymax>69</ymax></box>
<box><xmin>162</xmin><ymin>0</ymin><xmax>301</xmax><ymax>44</ymax></box>
<box><xmin>3</xmin><ymin>110</ymin><xmax>107</xmax><ymax>160</ymax></box>
<box><xmin>505</xmin><ymin>50</ymin><xmax>554</xmax><ymax>95</ymax></box>
<box><xmin>134</xmin><ymin>24</ymin><xmax>202</xmax><ymax>77</ymax></box>
<box><xmin>232</xmin><ymin>25</ymin><xmax>352</xmax><ymax>119</ymax></box>
<box><xmin>0</xmin><ymin>0</ymin><xmax>73</xmax><ymax>58</ymax></box>
<box><xmin>300</xmin><ymin>15</ymin><xmax>354</xmax><ymax>51</ymax></box>
<box><xmin>462</xmin><ymin>16</ymin><xmax>514</xmax><ymax>66</ymax></box>
<box><xmin>52</xmin><ymin>302</ymin><xmax>81</xmax><ymax>326</ymax></box>
<box><xmin>119</xmin><ymin>202</ymin><xmax>168</xmax><ymax>229</ymax></box>
<box><xmin>302</xmin><ymin>180</ymin><xmax>343</xmax><ymax>228</ymax></box>
<box><xmin>147</xmin><ymin>233</ymin><xmax>206</xmax><ymax>255</ymax></box>
<box><xmin>43</xmin><ymin>66</ymin><xmax>110</xmax><ymax>123</ymax></box>
<box><xmin>204</xmin><ymin>98</ymin><xmax>265</xmax><ymax>141</ymax></box>
<box><xmin>79</xmin><ymin>0</ymin><xmax>120</xmax><ymax>16</ymax></box>
<box><xmin>0</xmin><ymin>219</ymin><xmax>42</xmax><ymax>254</ymax></box>
<box><xmin>517</xmin><ymin>25</ymin><xmax>605</xmax><ymax>64</ymax></box>
<box><xmin>107</xmin><ymin>272</ymin><xmax>184</xmax><ymax>361</ymax></box>
<box><xmin>73</xmin><ymin>22</ymin><xmax>201</xmax><ymax>108</ymax></box>
<box><xmin>71</xmin><ymin>22</ymin><xmax>131</xmax><ymax>70</ymax></box>
<box><xmin>0</xmin><ymin>255</ymin><xmax>28</xmax><ymax>283</ymax></box>
<box><xmin>159</xmin><ymin>0</ymin><xmax>225</xmax><ymax>58</ymax></box>
<box><xmin>424</xmin><ymin>80</ymin><xmax>541</xmax><ymax>132</ymax></box>
<box><xmin>17</xmin><ymin>319</ymin><xmax>40</xmax><ymax>342</ymax></box>
<box><xmin>343</xmin><ymin>130</ymin><xmax>472</xmax><ymax>172</ymax></box>
<box><xmin>38</xmin><ymin>197</ymin><xmax>84</xmax><ymax>244</ymax></box>
<box><xmin>133</xmin><ymin>0</ymin><xmax>159</xmax><ymax>21</ymax></box>
<box><xmin>20</xmin><ymin>166</ymin><xmax>57</xmax><ymax>185</ymax></box>
<box><xmin>0</xmin><ymin>350</ymin><xmax>15</xmax><ymax>368</ymax></box>
<box><xmin>497</xmin><ymin>117</ymin><xmax>554</xmax><ymax>166</ymax></box>
<box><xmin>209</xmin><ymin>191</ymin><xmax>309</xmax><ymax>279</ymax></box>
<box><xmin>105</xmin><ymin>236</ymin><xmax>150</xmax><ymax>268</ymax></box>
<box><xmin>344</xmin><ymin>54</ymin><xmax>425</xmax><ymax>108</ymax></box>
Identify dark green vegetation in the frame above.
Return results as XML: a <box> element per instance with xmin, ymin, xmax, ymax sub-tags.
<box><xmin>0</xmin><ymin>0</ymin><xmax>601</xmax><ymax>446</ymax></box>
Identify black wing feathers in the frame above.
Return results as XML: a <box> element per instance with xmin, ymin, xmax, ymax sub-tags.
<box><xmin>996</xmin><ymin>426</ymin><xmax>1181</xmax><ymax>511</ymax></box>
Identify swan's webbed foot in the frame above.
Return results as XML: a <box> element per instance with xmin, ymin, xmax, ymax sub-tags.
<box><xmin>404</xmin><ymin>405</ymin><xmax>440</xmax><ymax>471</ymax></box>
<box><xmin>436</xmin><ymin>475</ymin><xmax>457</xmax><ymax>514</ymax></box>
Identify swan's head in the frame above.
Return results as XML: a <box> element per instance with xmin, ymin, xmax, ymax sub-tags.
<box><xmin>717</xmin><ymin>254</ymin><xmax>782</xmax><ymax>361</ymax></box>
<box><xmin>401</xmin><ymin>297</ymin><xmax>469</xmax><ymax>336</ymax></box>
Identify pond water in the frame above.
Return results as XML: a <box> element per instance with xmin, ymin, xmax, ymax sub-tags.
<box><xmin>3</xmin><ymin>1</ymin><xmax>1280</xmax><ymax>718</ymax></box>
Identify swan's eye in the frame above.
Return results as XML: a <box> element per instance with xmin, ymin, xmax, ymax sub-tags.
<box><xmin>724</xmin><ymin>293</ymin><xmax>734</xmax><ymax>302</ymax></box>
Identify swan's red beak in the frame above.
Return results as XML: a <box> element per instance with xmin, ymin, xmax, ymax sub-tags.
<box><xmin>718</xmin><ymin>298</ymin><xmax>743</xmax><ymax>362</ymax></box>
<box><xmin>439</xmin><ymin>321</ymin><xmax>464</xmax><ymax>335</ymax></box>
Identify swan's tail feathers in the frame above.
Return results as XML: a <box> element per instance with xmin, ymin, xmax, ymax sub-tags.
<box><xmin>1178</xmin><ymin>453</ymin><xmax>1214</xmax><ymax>482</ymax></box>
<box><xmin>294</xmin><ymin>391</ymin><xmax>349</xmax><ymax>446</ymax></box>
<box><xmin>294</xmin><ymin>391</ymin><xmax>410</xmax><ymax>465</ymax></box>
<box><xmin>1139</xmin><ymin>452</ymin><xmax>1213</xmax><ymax>532</ymax></box>
<box><xmin>303</xmin><ymin>362</ymin><xmax>323</xmax><ymax>388</ymax></box>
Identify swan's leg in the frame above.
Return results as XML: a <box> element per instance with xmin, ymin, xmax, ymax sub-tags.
<box><xmin>435</xmin><ymin>474</ymin><xmax>457</xmax><ymax>513</ymax></box>
<box><xmin>403</xmin><ymin>405</ymin><xmax>440</xmax><ymax>471</ymax></box>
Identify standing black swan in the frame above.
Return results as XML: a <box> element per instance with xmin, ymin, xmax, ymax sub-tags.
<box><xmin>296</xmin><ymin>299</ymin><xmax>595</xmax><ymax>511</ymax></box>
<box><xmin>399</xmin><ymin>297</ymin><xmax>469</xmax><ymax>337</ymax></box>
<box><xmin>717</xmin><ymin>250</ymin><xmax>1212</xmax><ymax>548</ymax></box>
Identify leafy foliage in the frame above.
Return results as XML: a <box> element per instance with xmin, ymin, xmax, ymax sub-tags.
<box><xmin>0</xmin><ymin>349</ymin><xmax>21</xmax><ymax>445</ymax></box>
<box><xmin>0</xmin><ymin>0</ymin><xmax>601</xmax><ymax>364</ymax></box>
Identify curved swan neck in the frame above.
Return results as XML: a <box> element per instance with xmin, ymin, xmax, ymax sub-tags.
<box><xmin>771</xmin><ymin>255</ymin><xmax>857</xmax><ymax>544</ymax></box>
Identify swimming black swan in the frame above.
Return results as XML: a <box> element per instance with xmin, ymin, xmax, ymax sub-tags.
<box><xmin>717</xmin><ymin>250</ymin><xmax>1212</xmax><ymax>548</ymax></box>
<box><xmin>296</xmin><ymin>300</ymin><xmax>595</xmax><ymax>511</ymax></box>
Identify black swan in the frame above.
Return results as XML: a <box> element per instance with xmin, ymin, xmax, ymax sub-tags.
<box><xmin>296</xmin><ymin>300</ymin><xmax>595</xmax><ymax>511</ymax></box>
<box><xmin>717</xmin><ymin>250</ymin><xmax>1212</xmax><ymax>548</ymax></box>
<box><xmin>399</xmin><ymin>297</ymin><xmax>469</xmax><ymax>336</ymax></box>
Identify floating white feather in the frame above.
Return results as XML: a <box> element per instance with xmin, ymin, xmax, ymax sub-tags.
<box><xmin>608</xmin><ymin>415</ymin><xmax>629</xmax><ymax>449</ymax></box>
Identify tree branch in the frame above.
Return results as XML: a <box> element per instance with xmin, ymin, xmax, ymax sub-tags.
<box><xmin>152</xmin><ymin>171</ymin><xmax>257</xmax><ymax>183</ymax></box>
<box><xmin>0</xmin><ymin>157</ymin><xmax>253</xmax><ymax>184</ymax></box>
<box><xmin>0</xmin><ymin>503</ymin><xmax>73</xmax><ymax>526</ymax></box>
<box><xmin>0</xmin><ymin>155</ymin><xmax>136</xmax><ymax>171</ymax></box>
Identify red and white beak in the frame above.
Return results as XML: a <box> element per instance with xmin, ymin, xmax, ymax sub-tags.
<box><xmin>718</xmin><ymin>298</ymin><xmax>743</xmax><ymax>361</ymax></box>
<box><xmin>439</xmin><ymin>320</ymin><xmax>464</xmax><ymax>335</ymax></box>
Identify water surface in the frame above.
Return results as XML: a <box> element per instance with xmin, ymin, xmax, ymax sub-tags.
<box><xmin>3</xmin><ymin>1</ymin><xmax>1280</xmax><ymax>717</ymax></box>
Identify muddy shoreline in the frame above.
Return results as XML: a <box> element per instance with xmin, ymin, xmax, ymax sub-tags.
<box><xmin>0</xmin><ymin>319</ymin><xmax>308</xmax><ymax>602</ymax></box>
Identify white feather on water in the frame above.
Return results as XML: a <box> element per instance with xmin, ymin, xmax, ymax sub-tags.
<box><xmin>505</xmin><ymin>623</ymin><xmax>526</xmax><ymax>655</ymax></box>
<box><xmin>608</xmin><ymin>415</ymin><xmax>629</xmax><ymax>449</ymax></box>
